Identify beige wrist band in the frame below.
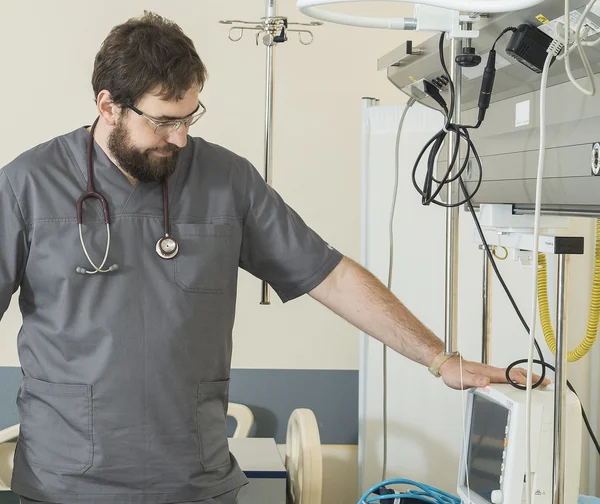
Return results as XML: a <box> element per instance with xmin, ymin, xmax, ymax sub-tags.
<box><xmin>428</xmin><ymin>351</ymin><xmax>459</xmax><ymax>378</ymax></box>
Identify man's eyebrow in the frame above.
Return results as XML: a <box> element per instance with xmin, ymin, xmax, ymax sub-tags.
<box><xmin>153</xmin><ymin>103</ymin><xmax>200</xmax><ymax>121</ymax></box>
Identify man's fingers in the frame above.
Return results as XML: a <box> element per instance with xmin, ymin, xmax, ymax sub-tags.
<box><xmin>474</xmin><ymin>374</ymin><xmax>490</xmax><ymax>387</ymax></box>
<box><xmin>508</xmin><ymin>367</ymin><xmax>551</xmax><ymax>386</ymax></box>
<box><xmin>443</xmin><ymin>360</ymin><xmax>551</xmax><ymax>390</ymax></box>
<box><xmin>471</xmin><ymin>362</ymin><xmax>551</xmax><ymax>385</ymax></box>
<box><xmin>458</xmin><ymin>371</ymin><xmax>490</xmax><ymax>389</ymax></box>
<box><xmin>508</xmin><ymin>368</ymin><xmax>527</xmax><ymax>385</ymax></box>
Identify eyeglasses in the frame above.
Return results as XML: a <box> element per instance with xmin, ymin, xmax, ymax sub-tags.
<box><xmin>126</xmin><ymin>101</ymin><xmax>206</xmax><ymax>136</ymax></box>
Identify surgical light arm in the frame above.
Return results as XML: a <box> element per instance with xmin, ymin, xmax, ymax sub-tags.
<box><xmin>296</xmin><ymin>0</ymin><xmax>547</xmax><ymax>31</ymax></box>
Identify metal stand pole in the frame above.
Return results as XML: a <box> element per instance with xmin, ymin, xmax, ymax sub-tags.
<box><xmin>359</xmin><ymin>96</ymin><xmax>380</xmax><ymax>497</ymax></box>
<box><xmin>444</xmin><ymin>36</ymin><xmax>462</xmax><ymax>355</ymax></box>
<box><xmin>219</xmin><ymin>1</ymin><xmax>321</xmax><ymax>305</ymax></box>
<box><xmin>476</xmin><ymin>231</ymin><xmax>583</xmax><ymax>504</ymax></box>
<box><xmin>261</xmin><ymin>0</ymin><xmax>277</xmax><ymax>305</ymax></box>
<box><xmin>482</xmin><ymin>251</ymin><xmax>492</xmax><ymax>365</ymax></box>
<box><xmin>553</xmin><ymin>254</ymin><xmax>568</xmax><ymax>504</ymax></box>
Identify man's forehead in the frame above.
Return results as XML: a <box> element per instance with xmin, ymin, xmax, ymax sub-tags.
<box><xmin>138</xmin><ymin>89</ymin><xmax>200</xmax><ymax>120</ymax></box>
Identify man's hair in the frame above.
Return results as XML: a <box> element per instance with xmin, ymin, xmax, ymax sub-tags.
<box><xmin>92</xmin><ymin>11</ymin><xmax>207</xmax><ymax>107</ymax></box>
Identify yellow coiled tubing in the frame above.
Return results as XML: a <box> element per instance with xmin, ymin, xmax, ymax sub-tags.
<box><xmin>537</xmin><ymin>220</ymin><xmax>600</xmax><ymax>362</ymax></box>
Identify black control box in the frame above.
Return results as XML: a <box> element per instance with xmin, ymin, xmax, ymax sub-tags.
<box><xmin>506</xmin><ymin>23</ymin><xmax>556</xmax><ymax>73</ymax></box>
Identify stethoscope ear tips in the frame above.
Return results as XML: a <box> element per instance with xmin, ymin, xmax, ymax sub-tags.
<box><xmin>76</xmin><ymin>264</ymin><xmax>119</xmax><ymax>275</ymax></box>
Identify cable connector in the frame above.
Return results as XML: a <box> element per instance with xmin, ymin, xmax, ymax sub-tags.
<box><xmin>547</xmin><ymin>38</ymin><xmax>564</xmax><ymax>57</ymax></box>
<box><xmin>373</xmin><ymin>486</ymin><xmax>401</xmax><ymax>504</ymax></box>
<box><xmin>476</xmin><ymin>49</ymin><xmax>497</xmax><ymax>125</ymax></box>
<box><xmin>401</xmin><ymin>78</ymin><xmax>448</xmax><ymax>115</ymax></box>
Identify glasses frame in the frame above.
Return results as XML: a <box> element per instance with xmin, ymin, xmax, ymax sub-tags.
<box><xmin>126</xmin><ymin>100</ymin><xmax>206</xmax><ymax>135</ymax></box>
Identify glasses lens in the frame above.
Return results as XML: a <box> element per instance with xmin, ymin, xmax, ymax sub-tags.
<box><xmin>154</xmin><ymin>123</ymin><xmax>176</xmax><ymax>136</ymax></box>
<box><xmin>187</xmin><ymin>114</ymin><xmax>203</xmax><ymax>127</ymax></box>
<box><xmin>153</xmin><ymin>103</ymin><xmax>205</xmax><ymax>135</ymax></box>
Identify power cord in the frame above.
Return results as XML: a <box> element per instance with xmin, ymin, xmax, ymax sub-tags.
<box><xmin>410</xmin><ymin>27</ymin><xmax>514</xmax><ymax>209</ymax></box>
<box><xmin>411</xmin><ymin>33</ymin><xmax>482</xmax><ymax>208</ymax></box>
<box><xmin>382</xmin><ymin>97</ymin><xmax>417</xmax><ymax>482</ymax></box>
<box><xmin>522</xmin><ymin>49</ymin><xmax>554</xmax><ymax>504</ymax></box>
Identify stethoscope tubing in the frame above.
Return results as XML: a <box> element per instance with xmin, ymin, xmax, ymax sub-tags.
<box><xmin>76</xmin><ymin>117</ymin><xmax>178</xmax><ymax>275</ymax></box>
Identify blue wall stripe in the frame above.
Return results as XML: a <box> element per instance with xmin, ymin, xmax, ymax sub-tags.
<box><xmin>243</xmin><ymin>471</ymin><xmax>287</xmax><ymax>479</ymax></box>
<box><xmin>0</xmin><ymin>367</ymin><xmax>358</xmax><ymax>445</ymax></box>
<box><xmin>229</xmin><ymin>369</ymin><xmax>358</xmax><ymax>445</ymax></box>
<box><xmin>0</xmin><ymin>492</ymin><xmax>18</xmax><ymax>503</ymax></box>
<box><xmin>0</xmin><ymin>368</ymin><xmax>21</xmax><ymax>431</ymax></box>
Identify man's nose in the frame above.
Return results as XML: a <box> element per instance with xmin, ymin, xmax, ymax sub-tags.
<box><xmin>166</xmin><ymin>126</ymin><xmax>187</xmax><ymax>149</ymax></box>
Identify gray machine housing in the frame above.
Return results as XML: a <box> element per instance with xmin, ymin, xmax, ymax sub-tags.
<box><xmin>459</xmin><ymin>77</ymin><xmax>600</xmax><ymax>215</ymax></box>
<box><xmin>378</xmin><ymin>0</ymin><xmax>600</xmax><ymax>214</ymax></box>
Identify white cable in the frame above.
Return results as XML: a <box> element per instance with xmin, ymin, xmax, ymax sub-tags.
<box><xmin>458</xmin><ymin>355</ymin><xmax>471</xmax><ymax>504</ymax></box>
<box><xmin>562</xmin><ymin>0</ymin><xmax>597</xmax><ymax>96</ymax></box>
<box><xmin>388</xmin><ymin>99</ymin><xmax>415</xmax><ymax>290</ymax></box>
<box><xmin>296</xmin><ymin>0</ymin><xmax>546</xmax><ymax>29</ymax></box>
<box><xmin>382</xmin><ymin>97</ymin><xmax>416</xmax><ymax>481</ymax></box>
<box><xmin>525</xmin><ymin>51</ymin><xmax>554</xmax><ymax>504</ymax></box>
<box><xmin>558</xmin><ymin>0</ymin><xmax>600</xmax><ymax>53</ymax></box>
<box><xmin>582</xmin><ymin>31</ymin><xmax>600</xmax><ymax>46</ymax></box>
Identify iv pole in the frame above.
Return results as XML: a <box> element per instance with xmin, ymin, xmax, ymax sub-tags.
<box><xmin>220</xmin><ymin>0</ymin><xmax>322</xmax><ymax>305</ymax></box>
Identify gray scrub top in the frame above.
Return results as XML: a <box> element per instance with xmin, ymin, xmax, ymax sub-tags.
<box><xmin>0</xmin><ymin>127</ymin><xmax>343</xmax><ymax>504</ymax></box>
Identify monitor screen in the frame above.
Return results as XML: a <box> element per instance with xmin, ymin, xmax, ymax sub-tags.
<box><xmin>466</xmin><ymin>394</ymin><xmax>510</xmax><ymax>502</ymax></box>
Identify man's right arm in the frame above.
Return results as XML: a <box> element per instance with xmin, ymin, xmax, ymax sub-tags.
<box><xmin>0</xmin><ymin>169</ymin><xmax>29</xmax><ymax>321</ymax></box>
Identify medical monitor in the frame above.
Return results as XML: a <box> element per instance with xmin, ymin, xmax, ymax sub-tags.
<box><xmin>457</xmin><ymin>384</ymin><xmax>582</xmax><ymax>504</ymax></box>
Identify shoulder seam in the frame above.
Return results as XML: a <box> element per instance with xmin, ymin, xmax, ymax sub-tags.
<box><xmin>1</xmin><ymin>170</ymin><xmax>28</xmax><ymax>228</ymax></box>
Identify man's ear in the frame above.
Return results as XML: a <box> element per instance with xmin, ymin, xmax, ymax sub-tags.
<box><xmin>96</xmin><ymin>90</ymin><xmax>121</xmax><ymax>126</ymax></box>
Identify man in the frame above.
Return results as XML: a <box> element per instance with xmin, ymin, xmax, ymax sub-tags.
<box><xmin>0</xmin><ymin>11</ymin><xmax>544</xmax><ymax>504</ymax></box>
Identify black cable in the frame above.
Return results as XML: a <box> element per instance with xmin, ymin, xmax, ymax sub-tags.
<box><xmin>492</xmin><ymin>27</ymin><xmax>517</xmax><ymax>51</ymax></box>
<box><xmin>411</xmin><ymin>33</ymin><xmax>483</xmax><ymax>209</ymax></box>
<box><xmin>460</xmin><ymin>180</ymin><xmax>547</xmax><ymax>387</ymax></box>
<box><xmin>506</xmin><ymin>360</ymin><xmax>600</xmax><ymax>456</ymax></box>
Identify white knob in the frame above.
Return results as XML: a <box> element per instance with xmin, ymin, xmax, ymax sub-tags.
<box><xmin>491</xmin><ymin>490</ymin><xmax>503</xmax><ymax>503</ymax></box>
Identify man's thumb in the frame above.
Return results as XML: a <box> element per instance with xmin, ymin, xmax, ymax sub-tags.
<box><xmin>475</xmin><ymin>375</ymin><xmax>490</xmax><ymax>388</ymax></box>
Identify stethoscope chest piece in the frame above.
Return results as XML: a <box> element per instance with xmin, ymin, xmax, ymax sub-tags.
<box><xmin>156</xmin><ymin>235</ymin><xmax>179</xmax><ymax>259</ymax></box>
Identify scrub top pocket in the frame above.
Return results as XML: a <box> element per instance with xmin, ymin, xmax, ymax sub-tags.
<box><xmin>174</xmin><ymin>223</ymin><xmax>233</xmax><ymax>294</ymax></box>
<box><xmin>196</xmin><ymin>379</ymin><xmax>230</xmax><ymax>471</ymax></box>
<box><xmin>18</xmin><ymin>377</ymin><xmax>93</xmax><ymax>474</ymax></box>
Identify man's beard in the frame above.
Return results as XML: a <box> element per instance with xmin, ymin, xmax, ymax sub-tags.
<box><xmin>107</xmin><ymin>119</ymin><xmax>181</xmax><ymax>184</ymax></box>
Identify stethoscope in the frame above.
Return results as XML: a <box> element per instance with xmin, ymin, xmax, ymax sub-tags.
<box><xmin>75</xmin><ymin>118</ymin><xmax>179</xmax><ymax>275</ymax></box>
